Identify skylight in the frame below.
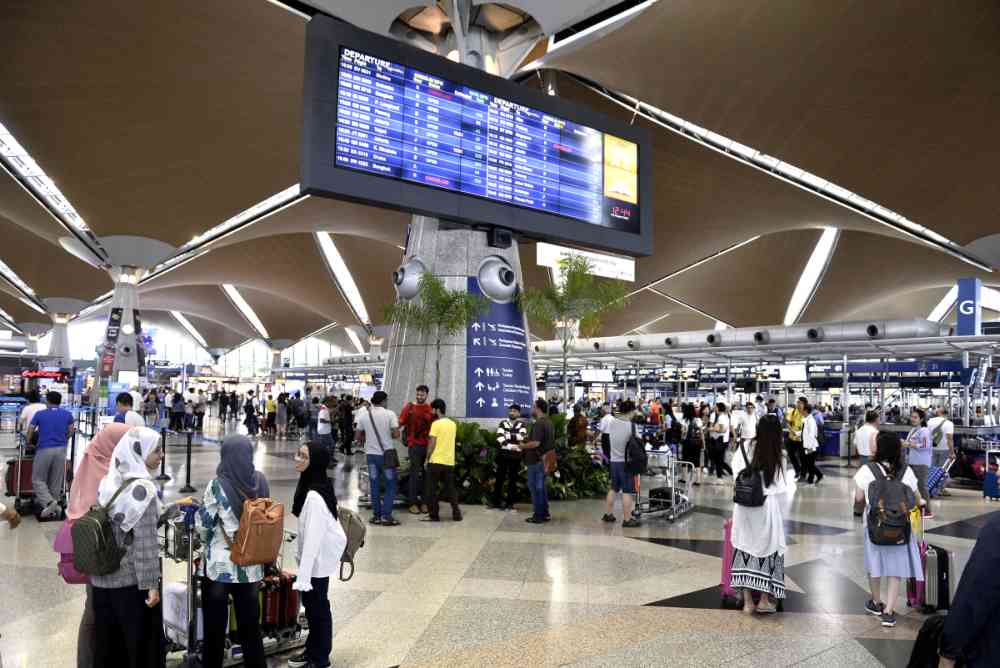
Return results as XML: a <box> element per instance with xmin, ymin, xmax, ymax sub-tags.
<box><xmin>345</xmin><ymin>327</ymin><xmax>366</xmax><ymax>356</ymax></box>
<box><xmin>180</xmin><ymin>184</ymin><xmax>302</xmax><ymax>252</ymax></box>
<box><xmin>222</xmin><ymin>284</ymin><xmax>269</xmax><ymax>339</ymax></box>
<box><xmin>0</xmin><ymin>258</ymin><xmax>36</xmax><ymax>296</ymax></box>
<box><xmin>315</xmin><ymin>232</ymin><xmax>370</xmax><ymax>325</ymax></box>
<box><xmin>170</xmin><ymin>310</ymin><xmax>208</xmax><ymax>347</ymax></box>
<box><xmin>19</xmin><ymin>296</ymin><xmax>45</xmax><ymax>315</ymax></box>
<box><xmin>927</xmin><ymin>286</ymin><xmax>958</xmax><ymax>322</ymax></box>
<box><xmin>784</xmin><ymin>228</ymin><xmax>840</xmax><ymax>326</ymax></box>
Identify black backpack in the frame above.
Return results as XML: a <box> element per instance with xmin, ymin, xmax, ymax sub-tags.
<box><xmin>733</xmin><ymin>442</ymin><xmax>765</xmax><ymax>507</ymax></box>
<box><xmin>71</xmin><ymin>478</ymin><xmax>138</xmax><ymax>576</ymax></box>
<box><xmin>624</xmin><ymin>422</ymin><xmax>648</xmax><ymax>475</ymax></box>
<box><xmin>866</xmin><ymin>463</ymin><xmax>916</xmax><ymax>546</ymax></box>
<box><xmin>686</xmin><ymin>420</ymin><xmax>704</xmax><ymax>447</ymax></box>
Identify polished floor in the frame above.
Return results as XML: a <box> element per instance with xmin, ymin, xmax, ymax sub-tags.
<box><xmin>0</xmin><ymin>418</ymin><xmax>990</xmax><ymax>667</ymax></box>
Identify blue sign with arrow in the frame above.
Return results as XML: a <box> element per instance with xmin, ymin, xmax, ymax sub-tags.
<box><xmin>466</xmin><ymin>277</ymin><xmax>533</xmax><ymax>418</ymax></box>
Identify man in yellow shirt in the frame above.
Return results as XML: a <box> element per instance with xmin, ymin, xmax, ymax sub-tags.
<box><xmin>424</xmin><ymin>398</ymin><xmax>462</xmax><ymax>522</ymax></box>
<box><xmin>786</xmin><ymin>397</ymin><xmax>806</xmax><ymax>480</ymax></box>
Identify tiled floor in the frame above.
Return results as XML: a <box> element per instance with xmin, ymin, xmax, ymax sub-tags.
<box><xmin>0</xmin><ymin>418</ymin><xmax>991</xmax><ymax>667</ymax></box>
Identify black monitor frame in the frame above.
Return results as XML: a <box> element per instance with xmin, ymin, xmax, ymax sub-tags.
<box><xmin>301</xmin><ymin>14</ymin><xmax>653</xmax><ymax>257</ymax></box>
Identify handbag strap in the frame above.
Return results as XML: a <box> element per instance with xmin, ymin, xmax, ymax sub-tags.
<box><xmin>738</xmin><ymin>440</ymin><xmax>751</xmax><ymax>474</ymax></box>
<box><xmin>103</xmin><ymin>478</ymin><xmax>139</xmax><ymax>510</ymax></box>
<box><xmin>367</xmin><ymin>406</ymin><xmax>387</xmax><ymax>454</ymax></box>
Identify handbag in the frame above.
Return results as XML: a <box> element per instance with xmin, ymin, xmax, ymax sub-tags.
<box><xmin>368</xmin><ymin>406</ymin><xmax>399</xmax><ymax>469</ymax></box>
<box><xmin>542</xmin><ymin>448</ymin><xmax>558</xmax><ymax>474</ymax></box>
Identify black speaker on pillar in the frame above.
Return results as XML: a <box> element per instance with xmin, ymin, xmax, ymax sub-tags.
<box><xmin>487</xmin><ymin>227</ymin><xmax>513</xmax><ymax>249</ymax></box>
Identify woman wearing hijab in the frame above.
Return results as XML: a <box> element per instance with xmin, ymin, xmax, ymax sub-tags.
<box><xmin>90</xmin><ymin>426</ymin><xmax>165</xmax><ymax>667</ymax></box>
<box><xmin>196</xmin><ymin>434</ymin><xmax>270</xmax><ymax>668</ymax></box>
<box><xmin>57</xmin><ymin>423</ymin><xmax>130</xmax><ymax>668</ymax></box>
<box><xmin>287</xmin><ymin>443</ymin><xmax>347</xmax><ymax>668</ymax></box>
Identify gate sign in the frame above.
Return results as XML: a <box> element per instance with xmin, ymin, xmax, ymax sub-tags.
<box><xmin>465</xmin><ymin>277</ymin><xmax>533</xmax><ymax>418</ymax></box>
<box><xmin>956</xmin><ymin>277</ymin><xmax>982</xmax><ymax>336</ymax></box>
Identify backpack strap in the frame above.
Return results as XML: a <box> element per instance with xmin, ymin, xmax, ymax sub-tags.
<box><xmin>103</xmin><ymin>478</ymin><xmax>139</xmax><ymax>510</ymax></box>
<box><xmin>738</xmin><ymin>440</ymin><xmax>751</xmax><ymax>471</ymax></box>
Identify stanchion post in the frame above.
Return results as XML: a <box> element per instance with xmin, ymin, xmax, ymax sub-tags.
<box><xmin>67</xmin><ymin>430</ymin><xmax>78</xmax><ymax>490</ymax></box>
<box><xmin>180</xmin><ymin>430</ymin><xmax>196</xmax><ymax>493</ymax></box>
<box><xmin>156</xmin><ymin>427</ymin><xmax>171</xmax><ymax>481</ymax></box>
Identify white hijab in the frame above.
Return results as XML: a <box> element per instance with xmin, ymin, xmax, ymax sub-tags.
<box><xmin>96</xmin><ymin>426</ymin><xmax>162</xmax><ymax>532</ymax></box>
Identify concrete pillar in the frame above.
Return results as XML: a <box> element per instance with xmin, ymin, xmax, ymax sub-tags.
<box><xmin>41</xmin><ymin>298</ymin><xmax>88</xmax><ymax>369</ymax></box>
<box><xmin>17</xmin><ymin>322</ymin><xmax>51</xmax><ymax>355</ymax></box>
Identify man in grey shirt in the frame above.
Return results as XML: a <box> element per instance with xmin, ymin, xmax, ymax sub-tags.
<box><xmin>354</xmin><ymin>391</ymin><xmax>401</xmax><ymax>526</ymax></box>
<box><xmin>602</xmin><ymin>399</ymin><xmax>641</xmax><ymax>527</ymax></box>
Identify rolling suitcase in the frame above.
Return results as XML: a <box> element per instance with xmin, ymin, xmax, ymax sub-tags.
<box><xmin>720</xmin><ymin>518</ymin><xmax>737</xmax><ymax>602</ymax></box>
<box><xmin>906</xmin><ymin>541</ymin><xmax>927</xmax><ymax>608</ymax></box>
<box><xmin>261</xmin><ymin>575</ymin><xmax>281</xmax><ymax>628</ymax></box>
<box><xmin>924</xmin><ymin>543</ymin><xmax>972</xmax><ymax>612</ymax></box>
<box><xmin>4</xmin><ymin>457</ymin><xmax>32</xmax><ymax>498</ymax></box>
<box><xmin>279</xmin><ymin>571</ymin><xmax>300</xmax><ymax>628</ymax></box>
<box><xmin>983</xmin><ymin>470</ymin><xmax>1000</xmax><ymax>501</ymax></box>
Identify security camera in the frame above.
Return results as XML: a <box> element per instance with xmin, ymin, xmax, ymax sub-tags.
<box><xmin>477</xmin><ymin>256</ymin><xmax>518</xmax><ymax>303</ymax></box>
<box><xmin>392</xmin><ymin>257</ymin><xmax>427</xmax><ymax>300</ymax></box>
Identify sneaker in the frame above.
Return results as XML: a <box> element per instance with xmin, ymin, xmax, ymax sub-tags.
<box><xmin>408</xmin><ymin>505</ymin><xmax>422</xmax><ymax>515</ymax></box>
<box><xmin>601</xmin><ymin>513</ymin><xmax>616</xmax><ymax>523</ymax></box>
<box><xmin>864</xmin><ymin>599</ymin><xmax>885</xmax><ymax>616</ymax></box>
<box><xmin>419</xmin><ymin>504</ymin><xmax>428</xmax><ymax>514</ymax></box>
<box><xmin>880</xmin><ymin>612</ymin><xmax>897</xmax><ymax>628</ymax></box>
<box><xmin>622</xmin><ymin>518</ymin><xmax>641</xmax><ymax>528</ymax></box>
<box><xmin>368</xmin><ymin>515</ymin><xmax>381</xmax><ymax>526</ymax></box>
<box><xmin>287</xmin><ymin>651</ymin><xmax>310</xmax><ymax>668</ymax></box>
<box><xmin>381</xmin><ymin>517</ymin><xmax>400</xmax><ymax>527</ymax></box>
<box><xmin>40</xmin><ymin>500</ymin><xmax>61</xmax><ymax>519</ymax></box>
<box><xmin>525</xmin><ymin>516</ymin><xmax>546</xmax><ymax>524</ymax></box>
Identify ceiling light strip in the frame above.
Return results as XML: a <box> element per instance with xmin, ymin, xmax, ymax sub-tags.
<box><xmin>545</xmin><ymin>0</ymin><xmax>660</xmax><ymax>54</ymax></box>
<box><xmin>19</xmin><ymin>295</ymin><xmax>46</xmax><ymax>315</ymax></box>
<box><xmin>626</xmin><ymin>310</ymin><xmax>672</xmax><ymax>334</ymax></box>
<box><xmin>625</xmin><ymin>235</ymin><xmax>761</xmax><ymax>298</ymax></box>
<box><xmin>647</xmin><ymin>287</ymin><xmax>731</xmax><ymax>327</ymax></box>
<box><xmin>222</xmin><ymin>284</ymin><xmax>270</xmax><ymax>339</ymax></box>
<box><xmin>170</xmin><ymin>310</ymin><xmax>208</xmax><ymax>348</ymax></box>
<box><xmin>315</xmin><ymin>232</ymin><xmax>370</xmax><ymax>326</ymax></box>
<box><xmin>570</xmin><ymin>75</ymin><xmax>992</xmax><ymax>273</ymax></box>
<box><xmin>262</xmin><ymin>0</ymin><xmax>314</xmax><ymax>20</ymax></box>
<box><xmin>927</xmin><ymin>286</ymin><xmax>958</xmax><ymax>323</ymax></box>
<box><xmin>783</xmin><ymin>227</ymin><xmax>840</xmax><ymax>325</ymax></box>
<box><xmin>0</xmin><ymin>127</ymin><xmax>106</xmax><ymax>263</ymax></box>
<box><xmin>344</xmin><ymin>327</ymin><xmax>366</xmax><ymax>356</ymax></box>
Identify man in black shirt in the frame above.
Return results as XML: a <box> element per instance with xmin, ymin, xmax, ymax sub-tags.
<box><xmin>522</xmin><ymin>398</ymin><xmax>555</xmax><ymax>523</ymax></box>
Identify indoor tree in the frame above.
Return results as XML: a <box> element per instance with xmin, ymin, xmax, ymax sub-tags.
<box><xmin>519</xmin><ymin>255</ymin><xmax>630</xmax><ymax>404</ymax></box>
<box><xmin>384</xmin><ymin>273</ymin><xmax>488</xmax><ymax>395</ymax></box>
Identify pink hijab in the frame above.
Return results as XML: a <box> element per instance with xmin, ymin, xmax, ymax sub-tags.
<box><xmin>66</xmin><ymin>423</ymin><xmax>130</xmax><ymax>521</ymax></box>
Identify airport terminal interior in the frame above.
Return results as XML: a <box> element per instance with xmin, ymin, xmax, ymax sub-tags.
<box><xmin>3</xmin><ymin>1</ymin><xmax>1000</xmax><ymax>667</ymax></box>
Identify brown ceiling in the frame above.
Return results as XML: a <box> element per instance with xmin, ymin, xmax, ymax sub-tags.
<box><xmin>0</xmin><ymin>290</ymin><xmax>43</xmax><ymax>325</ymax></box>
<box><xmin>0</xmin><ymin>168</ymin><xmax>65</xmax><ymax>244</ymax></box>
<box><xmin>0</xmin><ymin>0</ymin><xmax>304</xmax><ymax>246</ymax></box>
<box><xmin>331</xmin><ymin>232</ymin><xmax>405</xmax><ymax>325</ymax></box>
<box><xmin>138</xmin><ymin>285</ymin><xmax>253</xmax><ymax>340</ymax></box>
<box><xmin>136</xmin><ymin>309</ymin><xmax>247</xmax><ymax>352</ymax></box>
<box><xmin>237</xmin><ymin>286</ymin><xmax>331</xmax><ymax>343</ymax></box>
<box><xmin>543</xmin><ymin>0</ymin><xmax>1000</xmax><ymax>246</ymax></box>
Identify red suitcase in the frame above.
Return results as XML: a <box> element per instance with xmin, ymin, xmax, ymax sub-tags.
<box><xmin>260</xmin><ymin>576</ymin><xmax>281</xmax><ymax>628</ymax></box>
<box><xmin>5</xmin><ymin>457</ymin><xmax>32</xmax><ymax>498</ymax></box>
<box><xmin>279</xmin><ymin>571</ymin><xmax>300</xmax><ymax>628</ymax></box>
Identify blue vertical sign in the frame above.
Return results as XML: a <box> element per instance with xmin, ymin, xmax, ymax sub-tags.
<box><xmin>466</xmin><ymin>277</ymin><xmax>534</xmax><ymax>418</ymax></box>
<box><xmin>956</xmin><ymin>278</ymin><xmax>982</xmax><ymax>336</ymax></box>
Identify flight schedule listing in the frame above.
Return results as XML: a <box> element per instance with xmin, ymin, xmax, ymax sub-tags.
<box><xmin>335</xmin><ymin>47</ymin><xmax>640</xmax><ymax>233</ymax></box>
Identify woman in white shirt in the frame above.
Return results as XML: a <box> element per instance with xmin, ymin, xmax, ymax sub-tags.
<box><xmin>707</xmin><ymin>402</ymin><xmax>733</xmax><ymax>482</ymax></box>
<box><xmin>288</xmin><ymin>443</ymin><xmax>347</xmax><ymax>668</ymax></box>
<box><xmin>730</xmin><ymin>415</ymin><xmax>794</xmax><ymax>614</ymax></box>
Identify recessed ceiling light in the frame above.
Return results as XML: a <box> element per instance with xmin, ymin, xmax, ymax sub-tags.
<box><xmin>345</xmin><ymin>327</ymin><xmax>366</xmax><ymax>356</ymax></box>
<box><xmin>784</xmin><ymin>228</ymin><xmax>839</xmax><ymax>326</ymax></box>
<box><xmin>315</xmin><ymin>232</ymin><xmax>370</xmax><ymax>325</ymax></box>
<box><xmin>222</xmin><ymin>284</ymin><xmax>269</xmax><ymax>339</ymax></box>
<box><xmin>170</xmin><ymin>310</ymin><xmax>208</xmax><ymax>347</ymax></box>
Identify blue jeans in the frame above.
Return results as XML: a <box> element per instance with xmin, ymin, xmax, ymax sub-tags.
<box><xmin>367</xmin><ymin>454</ymin><xmax>397</xmax><ymax>520</ymax></box>
<box><xmin>526</xmin><ymin>462</ymin><xmax>549</xmax><ymax>519</ymax></box>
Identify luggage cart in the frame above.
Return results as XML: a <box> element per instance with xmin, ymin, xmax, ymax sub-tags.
<box><xmin>636</xmin><ymin>448</ymin><xmax>694</xmax><ymax>522</ymax></box>
<box><xmin>8</xmin><ymin>432</ymin><xmax>34</xmax><ymax>515</ymax></box>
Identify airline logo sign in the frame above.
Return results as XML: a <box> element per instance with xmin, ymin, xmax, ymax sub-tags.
<box><xmin>956</xmin><ymin>278</ymin><xmax>982</xmax><ymax>336</ymax></box>
<box><xmin>536</xmin><ymin>242</ymin><xmax>635</xmax><ymax>282</ymax></box>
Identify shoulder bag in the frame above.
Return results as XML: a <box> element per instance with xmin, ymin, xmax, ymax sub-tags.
<box><xmin>368</xmin><ymin>406</ymin><xmax>399</xmax><ymax>469</ymax></box>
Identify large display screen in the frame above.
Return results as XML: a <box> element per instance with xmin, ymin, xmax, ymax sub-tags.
<box><xmin>301</xmin><ymin>16</ymin><xmax>652</xmax><ymax>256</ymax></box>
<box><xmin>335</xmin><ymin>47</ymin><xmax>640</xmax><ymax>234</ymax></box>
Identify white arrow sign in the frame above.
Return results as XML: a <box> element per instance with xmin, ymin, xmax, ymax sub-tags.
<box><xmin>476</xmin><ymin>397</ymin><xmax>486</xmax><ymax>407</ymax></box>
<box><xmin>475</xmin><ymin>382</ymin><xmax>485</xmax><ymax>391</ymax></box>
<box><xmin>471</xmin><ymin>322</ymin><xmax>481</xmax><ymax>331</ymax></box>
<box><xmin>474</xmin><ymin>367</ymin><xmax>484</xmax><ymax>377</ymax></box>
<box><xmin>473</xmin><ymin>337</ymin><xmax>482</xmax><ymax>346</ymax></box>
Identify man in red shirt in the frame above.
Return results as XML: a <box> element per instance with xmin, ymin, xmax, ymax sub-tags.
<box><xmin>399</xmin><ymin>384</ymin><xmax>434</xmax><ymax>515</ymax></box>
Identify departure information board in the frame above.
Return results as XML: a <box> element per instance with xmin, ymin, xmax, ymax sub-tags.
<box><xmin>335</xmin><ymin>47</ymin><xmax>640</xmax><ymax>234</ymax></box>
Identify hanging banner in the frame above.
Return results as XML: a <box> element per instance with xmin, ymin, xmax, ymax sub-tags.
<box><xmin>100</xmin><ymin>307</ymin><xmax>124</xmax><ymax>377</ymax></box>
<box><xmin>133</xmin><ymin>309</ymin><xmax>146</xmax><ymax>376</ymax></box>
<box><xmin>465</xmin><ymin>277</ymin><xmax>533</xmax><ymax>418</ymax></box>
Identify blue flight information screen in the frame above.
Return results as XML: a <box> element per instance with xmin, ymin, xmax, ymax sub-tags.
<box><xmin>335</xmin><ymin>47</ymin><xmax>640</xmax><ymax>233</ymax></box>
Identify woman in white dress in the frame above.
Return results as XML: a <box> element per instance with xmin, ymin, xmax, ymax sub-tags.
<box><xmin>730</xmin><ymin>414</ymin><xmax>795</xmax><ymax>614</ymax></box>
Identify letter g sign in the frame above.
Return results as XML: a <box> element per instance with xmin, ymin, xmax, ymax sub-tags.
<box><xmin>959</xmin><ymin>300</ymin><xmax>976</xmax><ymax>315</ymax></box>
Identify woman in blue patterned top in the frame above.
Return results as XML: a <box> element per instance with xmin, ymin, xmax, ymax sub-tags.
<box><xmin>196</xmin><ymin>434</ymin><xmax>270</xmax><ymax>668</ymax></box>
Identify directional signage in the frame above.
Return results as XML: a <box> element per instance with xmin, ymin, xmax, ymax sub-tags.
<box><xmin>466</xmin><ymin>277</ymin><xmax>533</xmax><ymax>418</ymax></box>
<box><xmin>956</xmin><ymin>277</ymin><xmax>982</xmax><ymax>336</ymax></box>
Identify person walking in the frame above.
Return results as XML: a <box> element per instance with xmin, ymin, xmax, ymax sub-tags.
<box><xmin>308</xmin><ymin>397</ymin><xmax>321</xmax><ymax>441</ymax></box>
<box><xmin>196</xmin><ymin>435</ymin><xmax>270</xmax><ymax>668</ymax></box>
<box><xmin>287</xmin><ymin>442</ymin><xmax>346</xmax><ymax>668</ymax></box>
<box><xmin>277</xmin><ymin>394</ymin><xmax>288</xmax><ymax>440</ymax></box>
<box><xmin>355</xmin><ymin>391</ymin><xmax>401</xmax><ymax>526</ymax></box>
<box><xmin>730</xmin><ymin>415</ymin><xmax>793</xmax><ymax>614</ymax></box>
<box><xmin>854</xmin><ymin>431</ymin><xmax>924</xmax><ymax>628</ymax></box>
<box><xmin>26</xmin><ymin>390</ymin><xmax>76</xmax><ymax>518</ymax></box>
<box><xmin>339</xmin><ymin>396</ymin><xmax>355</xmax><ymax>455</ymax></box>
<box><xmin>800</xmin><ymin>400</ymin><xmax>824</xmax><ymax>484</ymax></box>
<box><xmin>786</xmin><ymin>398</ymin><xmax>806</xmax><ymax>479</ymax></box>
<box><xmin>316</xmin><ymin>398</ymin><xmax>337</xmax><ymax>466</ymax></box>
<box><xmin>904</xmin><ymin>407</ymin><xmax>933</xmax><ymax>519</ymax></box>
<box><xmin>399</xmin><ymin>385</ymin><xmax>433</xmax><ymax>515</ymax></box>
<box><xmin>521</xmin><ymin>399</ymin><xmax>555</xmax><ymax>524</ymax></box>
<box><xmin>707</xmin><ymin>402</ymin><xmax>733</xmax><ymax>482</ymax></box>
<box><xmin>680</xmin><ymin>403</ymin><xmax>704</xmax><ymax>486</ymax></box>
<box><xmin>492</xmin><ymin>404</ymin><xmax>527</xmax><ymax>510</ymax></box>
<box><xmin>423</xmin><ymin>399</ymin><xmax>462</xmax><ymax>522</ymax></box>
<box><xmin>601</xmin><ymin>399</ymin><xmax>641</xmax><ymax>527</ymax></box>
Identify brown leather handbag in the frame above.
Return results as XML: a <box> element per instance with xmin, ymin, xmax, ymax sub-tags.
<box><xmin>223</xmin><ymin>498</ymin><xmax>285</xmax><ymax>566</ymax></box>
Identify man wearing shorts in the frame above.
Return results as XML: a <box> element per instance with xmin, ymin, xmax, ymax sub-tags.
<box><xmin>601</xmin><ymin>399</ymin><xmax>641</xmax><ymax>528</ymax></box>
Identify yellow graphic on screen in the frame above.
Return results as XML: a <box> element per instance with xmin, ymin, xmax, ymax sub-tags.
<box><xmin>603</xmin><ymin>134</ymin><xmax>638</xmax><ymax>205</ymax></box>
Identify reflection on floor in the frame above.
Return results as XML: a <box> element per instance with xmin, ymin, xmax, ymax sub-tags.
<box><xmin>0</xmin><ymin>421</ymin><xmax>992</xmax><ymax>667</ymax></box>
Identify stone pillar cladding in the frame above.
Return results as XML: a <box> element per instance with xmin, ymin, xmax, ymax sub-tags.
<box><xmin>383</xmin><ymin>216</ymin><xmax>535</xmax><ymax>428</ymax></box>
<box><xmin>40</xmin><ymin>299</ymin><xmax>88</xmax><ymax>370</ymax></box>
<box><xmin>106</xmin><ymin>266</ymin><xmax>144</xmax><ymax>377</ymax></box>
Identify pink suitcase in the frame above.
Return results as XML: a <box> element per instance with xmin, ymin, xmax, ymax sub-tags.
<box><xmin>721</xmin><ymin>518</ymin><xmax>737</xmax><ymax>600</ymax></box>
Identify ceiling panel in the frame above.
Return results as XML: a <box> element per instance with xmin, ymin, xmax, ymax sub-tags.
<box><xmin>137</xmin><ymin>285</ymin><xmax>254</xmax><ymax>339</ymax></box>
<box><xmin>330</xmin><ymin>233</ymin><xmax>405</xmax><ymax>326</ymax></box>
<box><xmin>0</xmin><ymin>168</ymin><xmax>67</xmax><ymax>244</ymax></box>
<box><xmin>239</xmin><ymin>287</ymin><xmax>330</xmax><ymax>343</ymax></box>
<box><xmin>0</xmin><ymin>290</ymin><xmax>44</xmax><ymax>326</ymax></box>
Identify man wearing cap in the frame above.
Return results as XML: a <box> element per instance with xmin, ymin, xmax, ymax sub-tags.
<box><xmin>492</xmin><ymin>404</ymin><xmax>527</xmax><ymax>510</ymax></box>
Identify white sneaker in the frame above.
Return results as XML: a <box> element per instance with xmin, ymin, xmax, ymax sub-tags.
<box><xmin>41</xmin><ymin>500</ymin><xmax>61</xmax><ymax>518</ymax></box>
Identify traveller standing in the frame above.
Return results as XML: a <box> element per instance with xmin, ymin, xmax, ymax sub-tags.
<box><xmin>144</xmin><ymin>390</ymin><xmax>160</xmax><ymax>426</ymax></box>
<box><xmin>288</xmin><ymin>442</ymin><xmax>346</xmax><ymax>668</ymax></box>
<box><xmin>492</xmin><ymin>404</ymin><xmax>527</xmax><ymax>510</ymax></box>
<box><xmin>243</xmin><ymin>390</ymin><xmax>260</xmax><ymax>436</ymax></box>
<box><xmin>308</xmin><ymin>397</ymin><xmax>321</xmax><ymax>441</ymax></box>
<box><xmin>195</xmin><ymin>389</ymin><xmax>207</xmax><ymax>431</ymax></box>
<box><xmin>423</xmin><ymin>399</ymin><xmax>462</xmax><ymax>522</ymax></box>
<box><xmin>196</xmin><ymin>435</ymin><xmax>270</xmax><ymax>668</ymax></box>
<box><xmin>854</xmin><ymin>410</ymin><xmax>879</xmax><ymax>466</ymax></box>
<box><xmin>730</xmin><ymin>415</ymin><xmax>793</xmax><ymax>614</ymax></box>
<box><xmin>854</xmin><ymin>431</ymin><xmax>924</xmax><ymax>628</ymax></box>
<box><xmin>399</xmin><ymin>385</ymin><xmax>433</xmax><ymax>515</ymax></box>
<box><xmin>113</xmin><ymin>392</ymin><xmax>145</xmax><ymax>427</ymax></box>
<box><xmin>680</xmin><ymin>403</ymin><xmax>704</xmax><ymax>486</ymax></box>
<box><xmin>228</xmin><ymin>390</ymin><xmax>238</xmax><ymax>422</ymax></box>
<box><xmin>800</xmin><ymin>400</ymin><xmax>824</xmax><ymax>484</ymax></box>
<box><xmin>601</xmin><ymin>399</ymin><xmax>641</xmax><ymax>527</ymax></box>
<box><xmin>26</xmin><ymin>390</ymin><xmax>76</xmax><ymax>518</ymax></box>
<box><xmin>170</xmin><ymin>391</ymin><xmax>185</xmax><ymax>432</ymax></box>
<box><xmin>90</xmin><ymin>427</ymin><xmax>165</xmax><ymax>666</ymax></box>
<box><xmin>18</xmin><ymin>389</ymin><xmax>45</xmax><ymax>437</ymax></box>
<box><xmin>218</xmin><ymin>391</ymin><xmax>228</xmax><ymax>423</ymax></box>
<box><xmin>277</xmin><ymin>394</ymin><xmax>288</xmax><ymax>439</ymax></box>
<box><xmin>904</xmin><ymin>407</ymin><xmax>933</xmax><ymax>519</ymax></box>
<box><xmin>339</xmin><ymin>396</ymin><xmax>355</xmax><ymax>455</ymax></box>
<box><xmin>785</xmin><ymin>397</ymin><xmax>806</xmax><ymax>479</ymax></box>
<box><xmin>707</xmin><ymin>402</ymin><xmax>733</xmax><ymax>482</ymax></box>
<box><xmin>597</xmin><ymin>402</ymin><xmax>614</xmax><ymax>460</ymax></box>
<box><xmin>928</xmin><ymin>406</ymin><xmax>955</xmax><ymax>496</ymax></box>
<box><xmin>355</xmin><ymin>391</ymin><xmax>401</xmax><ymax>526</ymax></box>
<box><xmin>316</xmin><ymin>398</ymin><xmax>336</xmax><ymax>466</ymax></box>
<box><xmin>568</xmin><ymin>405</ymin><xmax>589</xmax><ymax>448</ymax></box>
<box><xmin>521</xmin><ymin>398</ymin><xmax>555</xmax><ymax>524</ymax></box>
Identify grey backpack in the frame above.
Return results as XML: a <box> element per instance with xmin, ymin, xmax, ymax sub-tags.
<box><xmin>866</xmin><ymin>464</ymin><xmax>916</xmax><ymax>546</ymax></box>
<box><xmin>338</xmin><ymin>508</ymin><xmax>366</xmax><ymax>581</ymax></box>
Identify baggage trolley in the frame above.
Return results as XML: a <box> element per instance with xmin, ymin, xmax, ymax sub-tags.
<box><xmin>8</xmin><ymin>432</ymin><xmax>34</xmax><ymax>515</ymax></box>
<box><xmin>636</xmin><ymin>455</ymin><xmax>694</xmax><ymax>522</ymax></box>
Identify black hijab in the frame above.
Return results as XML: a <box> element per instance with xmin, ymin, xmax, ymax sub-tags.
<box><xmin>292</xmin><ymin>442</ymin><xmax>339</xmax><ymax>519</ymax></box>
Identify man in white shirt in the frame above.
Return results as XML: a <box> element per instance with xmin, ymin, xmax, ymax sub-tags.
<box><xmin>854</xmin><ymin>410</ymin><xmax>879</xmax><ymax>466</ymax></box>
<box><xmin>354</xmin><ymin>391</ymin><xmax>401</xmax><ymax>526</ymax></box>
<box><xmin>801</xmin><ymin>401</ymin><xmax>823</xmax><ymax>484</ymax></box>
<box><xmin>18</xmin><ymin>390</ymin><xmax>46</xmax><ymax>440</ymax></box>
<box><xmin>738</xmin><ymin>401</ymin><xmax>758</xmax><ymax>446</ymax></box>
<box><xmin>317</xmin><ymin>398</ymin><xmax>336</xmax><ymax>467</ymax></box>
<box><xmin>601</xmin><ymin>400</ymin><xmax>641</xmax><ymax>528</ymax></box>
<box><xmin>707</xmin><ymin>403</ymin><xmax>732</xmax><ymax>482</ymax></box>
<box><xmin>597</xmin><ymin>403</ymin><xmax>614</xmax><ymax>460</ymax></box>
<box><xmin>928</xmin><ymin>407</ymin><xmax>956</xmax><ymax>496</ymax></box>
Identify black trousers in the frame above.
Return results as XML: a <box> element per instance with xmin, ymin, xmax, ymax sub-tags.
<box><xmin>802</xmin><ymin>450</ymin><xmax>824</xmax><ymax>483</ymax></box>
<box><xmin>301</xmin><ymin>577</ymin><xmax>332</xmax><ymax>666</ymax></box>
<box><xmin>170</xmin><ymin>412</ymin><xmax>184</xmax><ymax>431</ymax></box>
<box><xmin>786</xmin><ymin>438</ymin><xmax>804</xmax><ymax>477</ymax></box>
<box><xmin>707</xmin><ymin>440</ymin><xmax>732</xmax><ymax>478</ymax></box>
<box><xmin>492</xmin><ymin>456</ymin><xmax>520</xmax><ymax>507</ymax></box>
<box><xmin>200</xmin><ymin>578</ymin><xmax>266</xmax><ymax>668</ymax></box>
<box><xmin>341</xmin><ymin>423</ymin><xmax>354</xmax><ymax>454</ymax></box>
<box><xmin>426</xmin><ymin>463</ymin><xmax>461</xmax><ymax>519</ymax></box>
<box><xmin>408</xmin><ymin>444</ymin><xmax>427</xmax><ymax>503</ymax></box>
<box><xmin>92</xmin><ymin>585</ymin><xmax>163</xmax><ymax>668</ymax></box>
